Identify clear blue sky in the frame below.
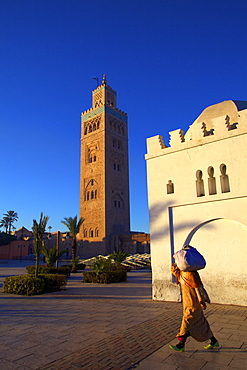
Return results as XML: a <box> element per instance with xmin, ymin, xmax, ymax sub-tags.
<box><xmin>1</xmin><ymin>0</ymin><xmax>247</xmax><ymax>233</ymax></box>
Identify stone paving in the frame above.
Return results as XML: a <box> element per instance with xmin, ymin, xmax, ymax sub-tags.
<box><xmin>0</xmin><ymin>264</ymin><xmax>246</xmax><ymax>369</ymax></box>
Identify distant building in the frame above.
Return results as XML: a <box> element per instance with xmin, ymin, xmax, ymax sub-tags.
<box><xmin>146</xmin><ymin>100</ymin><xmax>247</xmax><ymax>306</ymax></box>
<box><xmin>0</xmin><ymin>228</ymin><xmax>73</xmax><ymax>260</ymax></box>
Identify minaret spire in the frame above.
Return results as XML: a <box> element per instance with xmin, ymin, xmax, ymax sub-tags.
<box><xmin>102</xmin><ymin>74</ymin><xmax>107</xmax><ymax>85</ymax></box>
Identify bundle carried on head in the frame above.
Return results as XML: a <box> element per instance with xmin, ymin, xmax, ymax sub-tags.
<box><xmin>173</xmin><ymin>245</ymin><xmax>206</xmax><ymax>272</ymax></box>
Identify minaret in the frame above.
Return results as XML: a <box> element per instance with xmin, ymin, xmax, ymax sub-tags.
<box><xmin>79</xmin><ymin>75</ymin><xmax>130</xmax><ymax>254</ymax></box>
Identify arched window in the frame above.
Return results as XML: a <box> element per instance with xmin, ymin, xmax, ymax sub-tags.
<box><xmin>208</xmin><ymin>166</ymin><xmax>217</xmax><ymax>195</ymax></box>
<box><xmin>220</xmin><ymin>164</ymin><xmax>230</xmax><ymax>193</ymax></box>
<box><xmin>85</xmin><ymin>179</ymin><xmax>98</xmax><ymax>202</ymax></box>
<box><xmin>93</xmin><ymin>122</ymin><xmax>96</xmax><ymax>131</ymax></box>
<box><xmin>196</xmin><ymin>170</ymin><xmax>205</xmax><ymax>197</ymax></box>
<box><xmin>113</xmin><ymin>193</ymin><xmax>123</xmax><ymax>209</ymax></box>
<box><xmin>95</xmin><ymin>228</ymin><xmax>99</xmax><ymax>237</ymax></box>
<box><xmin>90</xmin><ymin>229</ymin><xmax>94</xmax><ymax>238</ymax></box>
<box><xmin>89</xmin><ymin>125</ymin><xmax>93</xmax><ymax>133</ymax></box>
<box><xmin>84</xmin><ymin>229</ymin><xmax>87</xmax><ymax>238</ymax></box>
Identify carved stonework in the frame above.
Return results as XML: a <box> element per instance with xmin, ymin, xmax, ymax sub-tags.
<box><xmin>225</xmin><ymin>115</ymin><xmax>238</xmax><ymax>131</ymax></box>
<box><xmin>84</xmin><ymin>116</ymin><xmax>101</xmax><ymax>136</ymax></box>
<box><xmin>109</xmin><ymin>117</ymin><xmax>125</xmax><ymax>136</ymax></box>
<box><xmin>202</xmin><ymin>122</ymin><xmax>214</xmax><ymax>136</ymax></box>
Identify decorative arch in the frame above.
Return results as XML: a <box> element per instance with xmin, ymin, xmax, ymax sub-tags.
<box><xmin>113</xmin><ymin>192</ymin><xmax>124</xmax><ymax>209</ymax></box>
<box><xmin>89</xmin><ymin>228</ymin><xmax>94</xmax><ymax>238</ymax></box>
<box><xmin>84</xmin><ymin>179</ymin><xmax>98</xmax><ymax>201</ymax></box>
<box><xmin>196</xmin><ymin>170</ymin><xmax>205</xmax><ymax>197</ymax></box>
<box><xmin>208</xmin><ymin>166</ymin><xmax>217</xmax><ymax>195</ymax></box>
<box><xmin>182</xmin><ymin>218</ymin><xmax>247</xmax><ymax>303</ymax></box>
<box><xmin>220</xmin><ymin>163</ymin><xmax>230</xmax><ymax>193</ymax></box>
<box><xmin>183</xmin><ymin>218</ymin><xmax>222</xmax><ymax>246</ymax></box>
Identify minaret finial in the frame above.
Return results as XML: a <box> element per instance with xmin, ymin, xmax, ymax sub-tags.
<box><xmin>102</xmin><ymin>74</ymin><xmax>107</xmax><ymax>85</ymax></box>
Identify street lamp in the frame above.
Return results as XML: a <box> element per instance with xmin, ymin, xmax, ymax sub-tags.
<box><xmin>18</xmin><ymin>244</ymin><xmax>25</xmax><ymax>261</ymax></box>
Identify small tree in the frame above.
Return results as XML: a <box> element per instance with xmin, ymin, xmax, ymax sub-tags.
<box><xmin>61</xmin><ymin>216</ymin><xmax>85</xmax><ymax>260</ymax></box>
<box><xmin>108</xmin><ymin>251</ymin><xmax>130</xmax><ymax>267</ymax></box>
<box><xmin>42</xmin><ymin>246</ymin><xmax>66</xmax><ymax>268</ymax></box>
<box><xmin>91</xmin><ymin>257</ymin><xmax>111</xmax><ymax>276</ymax></box>
<box><xmin>32</xmin><ymin>213</ymin><xmax>49</xmax><ymax>277</ymax></box>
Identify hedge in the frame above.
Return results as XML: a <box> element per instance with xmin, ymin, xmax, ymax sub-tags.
<box><xmin>26</xmin><ymin>265</ymin><xmax>71</xmax><ymax>276</ymax></box>
<box><xmin>3</xmin><ymin>274</ymin><xmax>67</xmax><ymax>296</ymax></box>
<box><xmin>62</xmin><ymin>263</ymin><xmax>86</xmax><ymax>272</ymax></box>
<box><xmin>108</xmin><ymin>264</ymin><xmax>131</xmax><ymax>272</ymax></box>
<box><xmin>83</xmin><ymin>270</ymin><xmax>127</xmax><ymax>284</ymax></box>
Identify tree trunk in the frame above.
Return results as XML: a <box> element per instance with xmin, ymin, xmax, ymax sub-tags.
<box><xmin>72</xmin><ymin>238</ymin><xmax>77</xmax><ymax>260</ymax></box>
<box><xmin>35</xmin><ymin>255</ymin><xmax>39</xmax><ymax>278</ymax></box>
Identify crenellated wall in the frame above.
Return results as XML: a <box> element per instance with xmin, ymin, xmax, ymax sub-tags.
<box><xmin>145</xmin><ymin>100</ymin><xmax>247</xmax><ymax>306</ymax></box>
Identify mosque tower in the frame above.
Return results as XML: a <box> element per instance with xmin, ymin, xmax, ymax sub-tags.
<box><xmin>79</xmin><ymin>75</ymin><xmax>130</xmax><ymax>254</ymax></box>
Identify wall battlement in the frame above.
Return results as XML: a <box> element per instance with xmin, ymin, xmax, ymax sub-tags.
<box><xmin>146</xmin><ymin>100</ymin><xmax>247</xmax><ymax>158</ymax></box>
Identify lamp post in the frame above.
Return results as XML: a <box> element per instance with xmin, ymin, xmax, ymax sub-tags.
<box><xmin>18</xmin><ymin>244</ymin><xmax>24</xmax><ymax>261</ymax></box>
<box><xmin>56</xmin><ymin>231</ymin><xmax>60</xmax><ymax>268</ymax></box>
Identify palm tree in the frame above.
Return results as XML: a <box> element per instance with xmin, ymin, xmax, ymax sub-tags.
<box><xmin>61</xmin><ymin>216</ymin><xmax>85</xmax><ymax>260</ymax></box>
<box><xmin>3</xmin><ymin>210</ymin><xmax>18</xmax><ymax>234</ymax></box>
<box><xmin>43</xmin><ymin>245</ymin><xmax>66</xmax><ymax>268</ymax></box>
<box><xmin>0</xmin><ymin>216</ymin><xmax>9</xmax><ymax>233</ymax></box>
<box><xmin>32</xmin><ymin>213</ymin><xmax>49</xmax><ymax>277</ymax></box>
<box><xmin>108</xmin><ymin>251</ymin><xmax>130</xmax><ymax>267</ymax></box>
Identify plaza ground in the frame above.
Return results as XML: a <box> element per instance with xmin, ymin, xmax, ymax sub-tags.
<box><xmin>0</xmin><ymin>262</ymin><xmax>246</xmax><ymax>369</ymax></box>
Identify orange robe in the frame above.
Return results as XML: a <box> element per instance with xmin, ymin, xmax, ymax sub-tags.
<box><xmin>171</xmin><ymin>264</ymin><xmax>212</xmax><ymax>342</ymax></box>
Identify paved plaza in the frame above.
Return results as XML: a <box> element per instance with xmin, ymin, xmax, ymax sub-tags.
<box><xmin>0</xmin><ymin>262</ymin><xmax>246</xmax><ymax>369</ymax></box>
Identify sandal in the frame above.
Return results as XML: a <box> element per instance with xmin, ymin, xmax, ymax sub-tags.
<box><xmin>204</xmin><ymin>341</ymin><xmax>220</xmax><ymax>349</ymax></box>
<box><xmin>169</xmin><ymin>344</ymin><xmax>185</xmax><ymax>352</ymax></box>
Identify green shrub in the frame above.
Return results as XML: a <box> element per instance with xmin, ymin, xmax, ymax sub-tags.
<box><xmin>91</xmin><ymin>256</ymin><xmax>111</xmax><ymax>275</ymax></box>
<box><xmin>26</xmin><ymin>265</ymin><xmax>71</xmax><ymax>276</ymax></box>
<box><xmin>3</xmin><ymin>275</ymin><xmax>45</xmax><ymax>296</ymax></box>
<box><xmin>39</xmin><ymin>274</ymin><xmax>67</xmax><ymax>292</ymax></box>
<box><xmin>3</xmin><ymin>274</ymin><xmax>67</xmax><ymax>296</ymax></box>
<box><xmin>61</xmin><ymin>262</ymin><xmax>86</xmax><ymax>272</ymax></box>
<box><xmin>108</xmin><ymin>263</ymin><xmax>131</xmax><ymax>272</ymax></box>
<box><xmin>83</xmin><ymin>270</ymin><xmax>127</xmax><ymax>284</ymax></box>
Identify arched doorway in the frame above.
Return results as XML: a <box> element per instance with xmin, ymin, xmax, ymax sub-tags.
<box><xmin>183</xmin><ymin>218</ymin><xmax>247</xmax><ymax>305</ymax></box>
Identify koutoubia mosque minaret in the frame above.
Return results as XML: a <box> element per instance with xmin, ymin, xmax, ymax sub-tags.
<box><xmin>79</xmin><ymin>75</ymin><xmax>130</xmax><ymax>254</ymax></box>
